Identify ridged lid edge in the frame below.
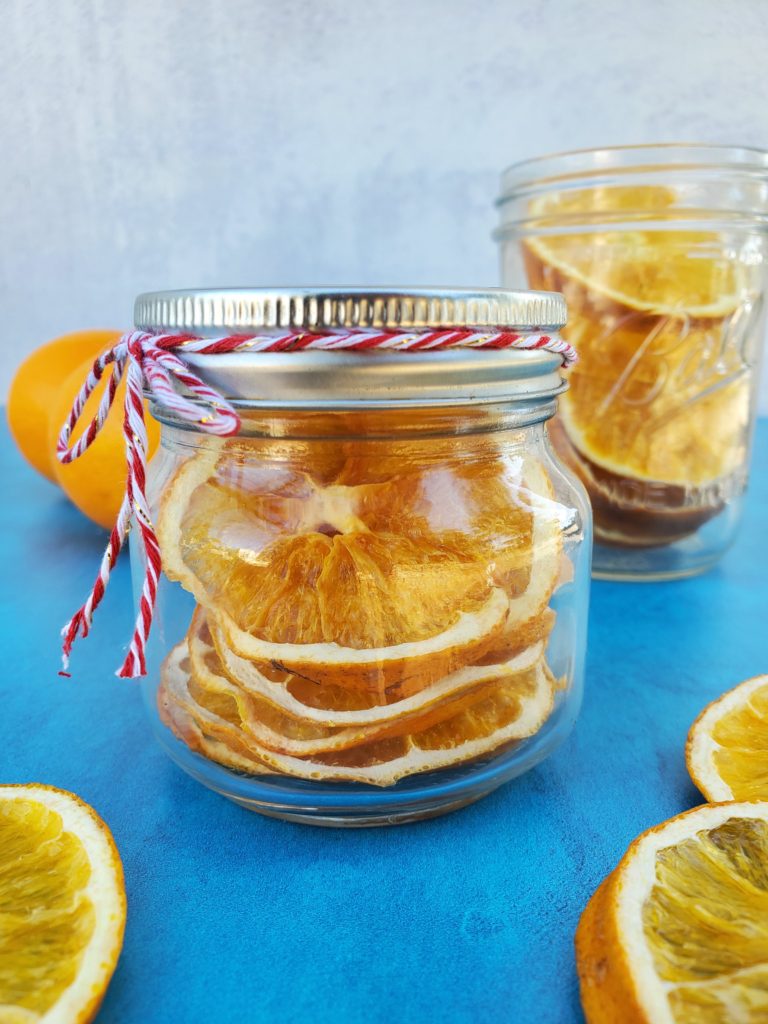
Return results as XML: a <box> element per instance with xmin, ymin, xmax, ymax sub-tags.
<box><xmin>134</xmin><ymin>287</ymin><xmax>567</xmax><ymax>333</ymax></box>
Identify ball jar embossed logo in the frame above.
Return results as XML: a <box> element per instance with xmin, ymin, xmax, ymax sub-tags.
<box><xmin>594</xmin><ymin>298</ymin><xmax>761</xmax><ymax>429</ymax></box>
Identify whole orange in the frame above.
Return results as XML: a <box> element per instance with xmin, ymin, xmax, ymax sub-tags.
<box><xmin>8</xmin><ymin>330</ymin><xmax>122</xmax><ymax>481</ymax></box>
<box><xmin>50</xmin><ymin>354</ymin><xmax>161</xmax><ymax>530</ymax></box>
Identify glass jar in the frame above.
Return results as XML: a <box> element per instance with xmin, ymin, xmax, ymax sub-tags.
<box><xmin>495</xmin><ymin>144</ymin><xmax>768</xmax><ymax>580</ymax></box>
<box><xmin>133</xmin><ymin>288</ymin><xmax>591</xmax><ymax>826</ymax></box>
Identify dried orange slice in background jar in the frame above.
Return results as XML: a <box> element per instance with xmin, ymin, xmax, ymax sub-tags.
<box><xmin>496</xmin><ymin>145</ymin><xmax>768</xmax><ymax>581</ymax></box>
<box><xmin>134</xmin><ymin>287</ymin><xmax>590</xmax><ymax>825</ymax></box>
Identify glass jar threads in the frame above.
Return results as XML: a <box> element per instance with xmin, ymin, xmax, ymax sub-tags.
<box><xmin>133</xmin><ymin>288</ymin><xmax>591</xmax><ymax>825</ymax></box>
<box><xmin>496</xmin><ymin>144</ymin><xmax>768</xmax><ymax>580</ymax></box>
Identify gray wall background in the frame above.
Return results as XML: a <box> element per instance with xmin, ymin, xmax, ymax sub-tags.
<box><xmin>2</xmin><ymin>0</ymin><xmax>767</xmax><ymax>409</ymax></box>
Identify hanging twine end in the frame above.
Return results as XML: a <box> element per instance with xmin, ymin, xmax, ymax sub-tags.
<box><xmin>58</xmin><ymin>645</ymin><xmax>72</xmax><ymax>679</ymax></box>
<box><xmin>115</xmin><ymin>636</ymin><xmax>148</xmax><ymax>679</ymax></box>
<box><xmin>116</xmin><ymin>660</ymin><xmax>143</xmax><ymax>680</ymax></box>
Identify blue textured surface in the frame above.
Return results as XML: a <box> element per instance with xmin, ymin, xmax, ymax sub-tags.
<box><xmin>3</xmin><ymin>420</ymin><xmax>767</xmax><ymax>1024</ymax></box>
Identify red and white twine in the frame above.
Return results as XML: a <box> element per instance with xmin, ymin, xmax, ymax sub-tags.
<box><xmin>56</xmin><ymin>328</ymin><xmax>576</xmax><ymax>679</ymax></box>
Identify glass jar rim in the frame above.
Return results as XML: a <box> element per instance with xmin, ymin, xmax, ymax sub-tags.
<box><xmin>497</xmin><ymin>142</ymin><xmax>768</xmax><ymax>200</ymax></box>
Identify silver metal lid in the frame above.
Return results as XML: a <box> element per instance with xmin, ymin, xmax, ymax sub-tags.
<box><xmin>135</xmin><ymin>288</ymin><xmax>568</xmax><ymax>410</ymax></box>
<box><xmin>134</xmin><ymin>287</ymin><xmax>566</xmax><ymax>333</ymax></box>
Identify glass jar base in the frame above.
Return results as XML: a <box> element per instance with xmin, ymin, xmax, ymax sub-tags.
<box><xmin>592</xmin><ymin>556</ymin><xmax>721</xmax><ymax>583</ymax></box>
<box><xmin>150</xmin><ymin>697</ymin><xmax>580</xmax><ymax>827</ymax></box>
<box><xmin>222</xmin><ymin>794</ymin><xmax>487</xmax><ymax>827</ymax></box>
<box><xmin>590</xmin><ymin>500</ymin><xmax>742</xmax><ymax>581</ymax></box>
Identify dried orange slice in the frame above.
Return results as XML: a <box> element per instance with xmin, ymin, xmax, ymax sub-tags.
<box><xmin>333</xmin><ymin>421</ymin><xmax>504</xmax><ymax>486</ymax></box>
<box><xmin>215</xmin><ymin>588</ymin><xmax>509</xmax><ymax>697</ymax></box>
<box><xmin>686</xmin><ymin>675</ymin><xmax>768</xmax><ymax>801</ymax></box>
<box><xmin>222</xmin><ymin>416</ymin><xmax>350</xmax><ymax>486</ymax></box>
<box><xmin>158</xmin><ymin>443</ymin><xmax>562</xmax><ymax>693</ymax></box>
<box><xmin>209</xmin><ymin>610</ymin><xmax>551</xmax><ymax>724</ymax></box>
<box><xmin>576</xmin><ymin>801</ymin><xmax>768</xmax><ymax>1023</ymax></box>
<box><xmin>477</xmin><ymin>608</ymin><xmax>555</xmax><ymax>666</ymax></box>
<box><xmin>524</xmin><ymin>184</ymin><xmax>742</xmax><ymax>319</ymax></box>
<box><xmin>525</xmin><ymin>186</ymin><xmax>742</xmax><ymax>318</ymax></box>
<box><xmin>160</xmin><ymin>640</ymin><xmax>554</xmax><ymax>786</ymax></box>
<box><xmin>0</xmin><ymin>784</ymin><xmax>126</xmax><ymax>1023</ymax></box>
<box><xmin>158</xmin><ymin>646</ymin><xmax>274</xmax><ymax>776</ymax></box>
<box><xmin>188</xmin><ymin>609</ymin><xmax>547</xmax><ymax>755</ymax></box>
<box><xmin>158</xmin><ymin>448</ymin><xmax>495</xmax><ymax>639</ymax></box>
<box><xmin>523</xmin><ymin>185</ymin><xmax>753</xmax><ymax>492</ymax></box>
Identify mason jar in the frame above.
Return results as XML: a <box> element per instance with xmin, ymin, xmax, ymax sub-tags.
<box><xmin>495</xmin><ymin>144</ymin><xmax>768</xmax><ymax>580</ymax></box>
<box><xmin>132</xmin><ymin>288</ymin><xmax>591</xmax><ymax>826</ymax></box>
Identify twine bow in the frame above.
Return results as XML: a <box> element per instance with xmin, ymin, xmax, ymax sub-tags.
<box><xmin>56</xmin><ymin>327</ymin><xmax>576</xmax><ymax>678</ymax></box>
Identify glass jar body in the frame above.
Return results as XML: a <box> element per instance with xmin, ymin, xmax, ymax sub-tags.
<box><xmin>134</xmin><ymin>404</ymin><xmax>591</xmax><ymax>825</ymax></box>
<box><xmin>496</xmin><ymin>144</ymin><xmax>768</xmax><ymax>580</ymax></box>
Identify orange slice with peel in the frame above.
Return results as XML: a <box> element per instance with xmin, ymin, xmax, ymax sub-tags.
<box><xmin>188</xmin><ymin>608</ymin><xmax>547</xmax><ymax>756</ymax></box>
<box><xmin>0</xmin><ymin>784</ymin><xmax>126</xmax><ymax>1024</ymax></box>
<box><xmin>236</xmin><ymin>406</ymin><xmax>505</xmax><ymax>486</ymax></box>
<box><xmin>524</xmin><ymin>186</ymin><xmax>743</xmax><ymax>319</ymax></box>
<box><xmin>158</xmin><ymin>442</ymin><xmax>562</xmax><ymax>694</ymax></box>
<box><xmin>208</xmin><ymin>609</ymin><xmax>551</xmax><ymax>725</ymax></box>
<box><xmin>477</xmin><ymin>608</ymin><xmax>555</xmax><ymax>667</ymax></box>
<box><xmin>163</xmin><ymin>700</ymin><xmax>274</xmax><ymax>778</ymax></box>
<box><xmin>157</xmin><ymin>446</ymin><xmax>499</xmax><ymax>649</ymax></box>
<box><xmin>686</xmin><ymin>675</ymin><xmax>768</xmax><ymax>801</ymax></box>
<box><xmin>215</xmin><ymin>588</ymin><xmax>509</xmax><ymax>697</ymax></box>
<box><xmin>576</xmin><ymin>801</ymin><xmax>768</xmax><ymax>1023</ymax></box>
<box><xmin>158</xmin><ymin>647</ymin><xmax>273</xmax><ymax>776</ymax></box>
<box><xmin>160</xmin><ymin>640</ymin><xmax>554</xmax><ymax>786</ymax></box>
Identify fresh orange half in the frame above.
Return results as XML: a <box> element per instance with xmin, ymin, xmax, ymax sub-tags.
<box><xmin>160</xmin><ymin>640</ymin><xmax>554</xmax><ymax>786</ymax></box>
<box><xmin>0</xmin><ymin>784</ymin><xmax>126</xmax><ymax>1023</ymax></box>
<box><xmin>576</xmin><ymin>801</ymin><xmax>768</xmax><ymax>1024</ymax></box>
<box><xmin>686</xmin><ymin>675</ymin><xmax>768</xmax><ymax>802</ymax></box>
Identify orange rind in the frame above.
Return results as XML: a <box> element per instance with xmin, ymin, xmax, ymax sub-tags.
<box><xmin>686</xmin><ymin>674</ymin><xmax>768</xmax><ymax>802</ymax></box>
<box><xmin>160</xmin><ymin>640</ymin><xmax>554</xmax><ymax>787</ymax></box>
<box><xmin>214</xmin><ymin>587</ymin><xmax>510</xmax><ymax>697</ymax></box>
<box><xmin>576</xmin><ymin>801</ymin><xmax>768</xmax><ymax>1023</ymax></box>
<box><xmin>209</xmin><ymin>611</ymin><xmax>550</xmax><ymax>725</ymax></box>
<box><xmin>188</xmin><ymin>609</ymin><xmax>547</xmax><ymax>756</ymax></box>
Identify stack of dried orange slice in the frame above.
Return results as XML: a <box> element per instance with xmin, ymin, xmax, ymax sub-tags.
<box><xmin>523</xmin><ymin>185</ymin><xmax>756</xmax><ymax>546</ymax></box>
<box><xmin>155</xmin><ymin>429</ymin><xmax>569</xmax><ymax>786</ymax></box>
